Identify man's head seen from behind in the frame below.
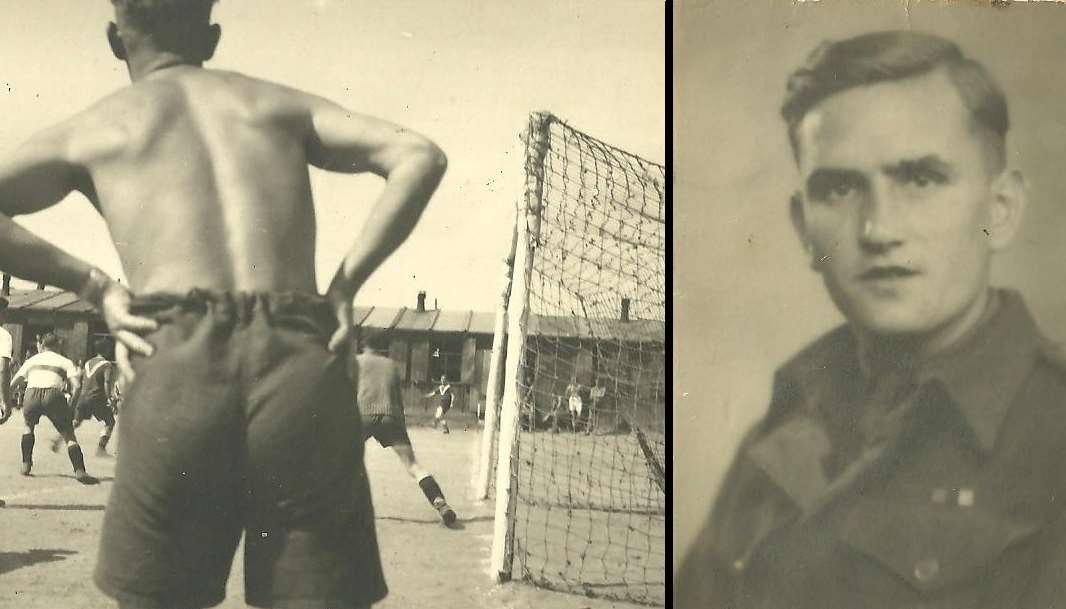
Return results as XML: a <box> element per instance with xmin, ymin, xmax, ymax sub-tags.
<box><xmin>109</xmin><ymin>0</ymin><xmax>221</xmax><ymax>64</ymax></box>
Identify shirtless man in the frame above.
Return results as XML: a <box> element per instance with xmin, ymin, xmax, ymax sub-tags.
<box><xmin>0</xmin><ymin>2</ymin><xmax>446</xmax><ymax>608</ymax></box>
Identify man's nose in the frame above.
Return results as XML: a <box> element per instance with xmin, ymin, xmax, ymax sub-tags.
<box><xmin>859</xmin><ymin>185</ymin><xmax>905</xmax><ymax>251</ymax></box>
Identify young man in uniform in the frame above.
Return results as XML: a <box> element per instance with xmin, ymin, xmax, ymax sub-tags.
<box><xmin>356</xmin><ymin>330</ymin><xmax>457</xmax><ymax>526</ymax></box>
<box><xmin>11</xmin><ymin>333</ymin><xmax>97</xmax><ymax>484</ymax></box>
<box><xmin>427</xmin><ymin>374</ymin><xmax>455</xmax><ymax>434</ymax></box>
<box><xmin>0</xmin><ymin>1</ymin><xmax>447</xmax><ymax>607</ymax></box>
<box><xmin>72</xmin><ymin>338</ymin><xmax>118</xmax><ymax>457</ymax></box>
<box><xmin>676</xmin><ymin>31</ymin><xmax>1066</xmax><ymax>608</ymax></box>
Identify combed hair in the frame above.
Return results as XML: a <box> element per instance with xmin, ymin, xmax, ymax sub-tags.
<box><xmin>111</xmin><ymin>0</ymin><xmax>217</xmax><ymax>34</ymax></box>
<box><xmin>782</xmin><ymin>31</ymin><xmax>1008</xmax><ymax>168</ymax></box>
<box><xmin>38</xmin><ymin>333</ymin><xmax>61</xmax><ymax>350</ymax></box>
<box><xmin>93</xmin><ymin>338</ymin><xmax>111</xmax><ymax>357</ymax></box>
<box><xmin>363</xmin><ymin>329</ymin><xmax>391</xmax><ymax>353</ymax></box>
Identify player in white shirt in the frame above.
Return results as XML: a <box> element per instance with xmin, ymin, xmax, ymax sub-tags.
<box><xmin>11</xmin><ymin>333</ymin><xmax>98</xmax><ymax>484</ymax></box>
<box><xmin>0</xmin><ymin>299</ymin><xmax>13</xmax><ymax>426</ymax></box>
<box><xmin>0</xmin><ymin>297</ymin><xmax>14</xmax><ymax>508</ymax></box>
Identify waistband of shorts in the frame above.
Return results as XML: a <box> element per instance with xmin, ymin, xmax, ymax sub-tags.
<box><xmin>129</xmin><ymin>289</ymin><xmax>334</xmax><ymax>325</ymax></box>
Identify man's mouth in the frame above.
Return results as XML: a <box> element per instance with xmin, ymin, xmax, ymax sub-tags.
<box><xmin>858</xmin><ymin>266</ymin><xmax>920</xmax><ymax>281</ymax></box>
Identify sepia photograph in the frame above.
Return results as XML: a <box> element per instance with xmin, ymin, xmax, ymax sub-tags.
<box><xmin>675</xmin><ymin>1</ymin><xmax>1066</xmax><ymax>607</ymax></box>
<box><xmin>0</xmin><ymin>1</ymin><xmax>665</xmax><ymax>608</ymax></box>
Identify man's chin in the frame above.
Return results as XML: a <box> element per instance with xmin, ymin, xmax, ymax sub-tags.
<box><xmin>844</xmin><ymin>308</ymin><xmax>934</xmax><ymax>338</ymax></box>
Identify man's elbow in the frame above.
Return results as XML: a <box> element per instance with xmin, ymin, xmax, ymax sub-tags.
<box><xmin>413</xmin><ymin>138</ymin><xmax>448</xmax><ymax>179</ymax></box>
<box><xmin>395</xmin><ymin>134</ymin><xmax>447</xmax><ymax>179</ymax></box>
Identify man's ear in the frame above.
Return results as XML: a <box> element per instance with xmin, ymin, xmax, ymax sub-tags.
<box><xmin>790</xmin><ymin>192</ymin><xmax>817</xmax><ymax>269</ymax></box>
<box><xmin>107</xmin><ymin>22</ymin><xmax>127</xmax><ymax>61</ymax></box>
<box><xmin>986</xmin><ymin>169</ymin><xmax>1027</xmax><ymax>251</ymax></box>
<box><xmin>201</xmin><ymin>24</ymin><xmax>222</xmax><ymax>62</ymax></box>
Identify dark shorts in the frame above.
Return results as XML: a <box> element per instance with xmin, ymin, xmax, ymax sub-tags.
<box><xmin>438</xmin><ymin>399</ymin><xmax>452</xmax><ymax>417</ymax></box>
<box><xmin>74</xmin><ymin>395</ymin><xmax>115</xmax><ymax>425</ymax></box>
<box><xmin>22</xmin><ymin>387</ymin><xmax>73</xmax><ymax>434</ymax></box>
<box><xmin>363</xmin><ymin>415</ymin><xmax>412</xmax><ymax>448</ymax></box>
<box><xmin>94</xmin><ymin>290</ymin><xmax>387</xmax><ymax>609</ymax></box>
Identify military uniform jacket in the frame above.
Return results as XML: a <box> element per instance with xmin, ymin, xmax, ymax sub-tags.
<box><xmin>676</xmin><ymin>290</ymin><xmax>1066</xmax><ymax>609</ymax></box>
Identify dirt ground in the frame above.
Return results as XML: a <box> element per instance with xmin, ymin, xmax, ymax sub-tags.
<box><xmin>0</xmin><ymin>415</ymin><xmax>656</xmax><ymax>608</ymax></box>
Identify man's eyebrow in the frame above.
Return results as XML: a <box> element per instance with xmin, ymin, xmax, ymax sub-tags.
<box><xmin>805</xmin><ymin>167</ymin><xmax>866</xmax><ymax>193</ymax></box>
<box><xmin>882</xmin><ymin>155</ymin><xmax>955</xmax><ymax>177</ymax></box>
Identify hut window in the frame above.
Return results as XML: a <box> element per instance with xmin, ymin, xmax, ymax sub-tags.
<box><xmin>429</xmin><ymin>336</ymin><xmax>463</xmax><ymax>383</ymax></box>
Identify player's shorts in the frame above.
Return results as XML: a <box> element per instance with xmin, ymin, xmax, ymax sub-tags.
<box><xmin>74</xmin><ymin>395</ymin><xmax>115</xmax><ymax>425</ymax></box>
<box><xmin>568</xmin><ymin>396</ymin><xmax>584</xmax><ymax>416</ymax></box>
<box><xmin>22</xmin><ymin>387</ymin><xmax>73</xmax><ymax>434</ymax></box>
<box><xmin>437</xmin><ymin>398</ymin><xmax>452</xmax><ymax>417</ymax></box>
<box><xmin>94</xmin><ymin>290</ymin><xmax>387</xmax><ymax>609</ymax></box>
<box><xmin>363</xmin><ymin>414</ymin><xmax>412</xmax><ymax>448</ymax></box>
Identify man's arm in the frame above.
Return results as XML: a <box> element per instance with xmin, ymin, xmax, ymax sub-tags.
<box><xmin>0</xmin><ymin>126</ymin><xmax>158</xmax><ymax>358</ymax></box>
<box><xmin>103</xmin><ymin>364</ymin><xmax>116</xmax><ymax>403</ymax></box>
<box><xmin>10</xmin><ymin>361</ymin><xmax>26</xmax><ymax>390</ymax></box>
<box><xmin>0</xmin><ymin>127</ymin><xmax>97</xmax><ymax>292</ymax></box>
<box><xmin>306</xmin><ymin>98</ymin><xmax>448</xmax><ymax>350</ymax></box>
<box><xmin>0</xmin><ymin>358</ymin><xmax>10</xmax><ymax>423</ymax></box>
<box><xmin>68</xmin><ymin>375</ymin><xmax>81</xmax><ymax>402</ymax></box>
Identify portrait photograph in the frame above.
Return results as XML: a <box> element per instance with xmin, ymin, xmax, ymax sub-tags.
<box><xmin>675</xmin><ymin>1</ymin><xmax>1066</xmax><ymax>607</ymax></box>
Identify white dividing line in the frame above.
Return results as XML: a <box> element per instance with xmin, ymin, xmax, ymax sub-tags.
<box><xmin>3</xmin><ymin>484</ymin><xmax>74</xmax><ymax>502</ymax></box>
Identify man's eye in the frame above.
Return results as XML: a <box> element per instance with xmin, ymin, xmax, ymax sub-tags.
<box><xmin>828</xmin><ymin>183</ymin><xmax>855</xmax><ymax>198</ymax></box>
<box><xmin>902</xmin><ymin>170</ymin><xmax>945</xmax><ymax>189</ymax></box>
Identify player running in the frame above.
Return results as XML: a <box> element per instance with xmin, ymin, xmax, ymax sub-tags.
<box><xmin>426</xmin><ymin>375</ymin><xmax>455</xmax><ymax>434</ymax></box>
<box><xmin>0</xmin><ymin>297</ymin><xmax>14</xmax><ymax>427</ymax></box>
<box><xmin>0</xmin><ymin>1</ymin><xmax>446</xmax><ymax>606</ymax></box>
<box><xmin>356</xmin><ymin>330</ymin><xmax>458</xmax><ymax>526</ymax></box>
<box><xmin>11</xmin><ymin>333</ymin><xmax>98</xmax><ymax>484</ymax></box>
<box><xmin>71</xmin><ymin>338</ymin><xmax>118</xmax><ymax>457</ymax></box>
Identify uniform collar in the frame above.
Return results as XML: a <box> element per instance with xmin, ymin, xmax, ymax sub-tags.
<box><xmin>777</xmin><ymin>289</ymin><xmax>1043</xmax><ymax>454</ymax></box>
<box><xmin>915</xmin><ymin>289</ymin><xmax>1042</xmax><ymax>452</ymax></box>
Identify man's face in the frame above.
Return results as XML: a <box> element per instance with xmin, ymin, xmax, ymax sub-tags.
<box><xmin>793</xmin><ymin>69</ymin><xmax>1018</xmax><ymax>341</ymax></box>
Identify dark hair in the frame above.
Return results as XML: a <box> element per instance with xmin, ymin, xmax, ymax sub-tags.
<box><xmin>93</xmin><ymin>338</ymin><xmax>111</xmax><ymax>357</ymax></box>
<box><xmin>782</xmin><ymin>31</ymin><xmax>1008</xmax><ymax>169</ymax></box>
<box><xmin>112</xmin><ymin>0</ymin><xmax>217</xmax><ymax>37</ymax></box>
<box><xmin>38</xmin><ymin>333</ymin><xmax>61</xmax><ymax>350</ymax></box>
<box><xmin>363</xmin><ymin>329</ymin><xmax>391</xmax><ymax>353</ymax></box>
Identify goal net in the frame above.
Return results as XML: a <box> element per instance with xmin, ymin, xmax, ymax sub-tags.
<box><xmin>482</xmin><ymin>112</ymin><xmax>666</xmax><ymax>606</ymax></box>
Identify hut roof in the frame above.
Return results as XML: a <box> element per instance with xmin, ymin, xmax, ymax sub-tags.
<box><xmin>5</xmin><ymin>289</ymin><xmax>95</xmax><ymax>314</ymax></box>
<box><xmin>352</xmin><ymin>305</ymin><xmax>663</xmax><ymax>342</ymax></box>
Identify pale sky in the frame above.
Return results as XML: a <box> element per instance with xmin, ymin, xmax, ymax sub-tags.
<box><xmin>0</xmin><ymin>0</ymin><xmax>665</xmax><ymax>311</ymax></box>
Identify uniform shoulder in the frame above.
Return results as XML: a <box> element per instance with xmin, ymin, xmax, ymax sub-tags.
<box><xmin>777</xmin><ymin>323</ymin><xmax>855</xmax><ymax>382</ymax></box>
<box><xmin>1036</xmin><ymin>339</ymin><xmax>1066</xmax><ymax>380</ymax></box>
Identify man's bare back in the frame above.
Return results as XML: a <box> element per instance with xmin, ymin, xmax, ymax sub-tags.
<box><xmin>0</xmin><ymin>59</ymin><xmax>444</xmax><ymax>362</ymax></box>
<box><xmin>77</xmin><ymin>68</ymin><xmax>321</xmax><ymax>294</ymax></box>
<box><xmin>10</xmin><ymin>66</ymin><xmax>440</xmax><ymax>298</ymax></box>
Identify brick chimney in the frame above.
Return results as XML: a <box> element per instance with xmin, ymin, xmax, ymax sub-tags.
<box><xmin>621</xmin><ymin>297</ymin><xmax>631</xmax><ymax>322</ymax></box>
<box><xmin>416</xmin><ymin>291</ymin><xmax>427</xmax><ymax>312</ymax></box>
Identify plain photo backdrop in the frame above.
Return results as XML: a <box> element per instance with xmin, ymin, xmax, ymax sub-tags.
<box><xmin>674</xmin><ymin>0</ymin><xmax>1066</xmax><ymax>571</ymax></box>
